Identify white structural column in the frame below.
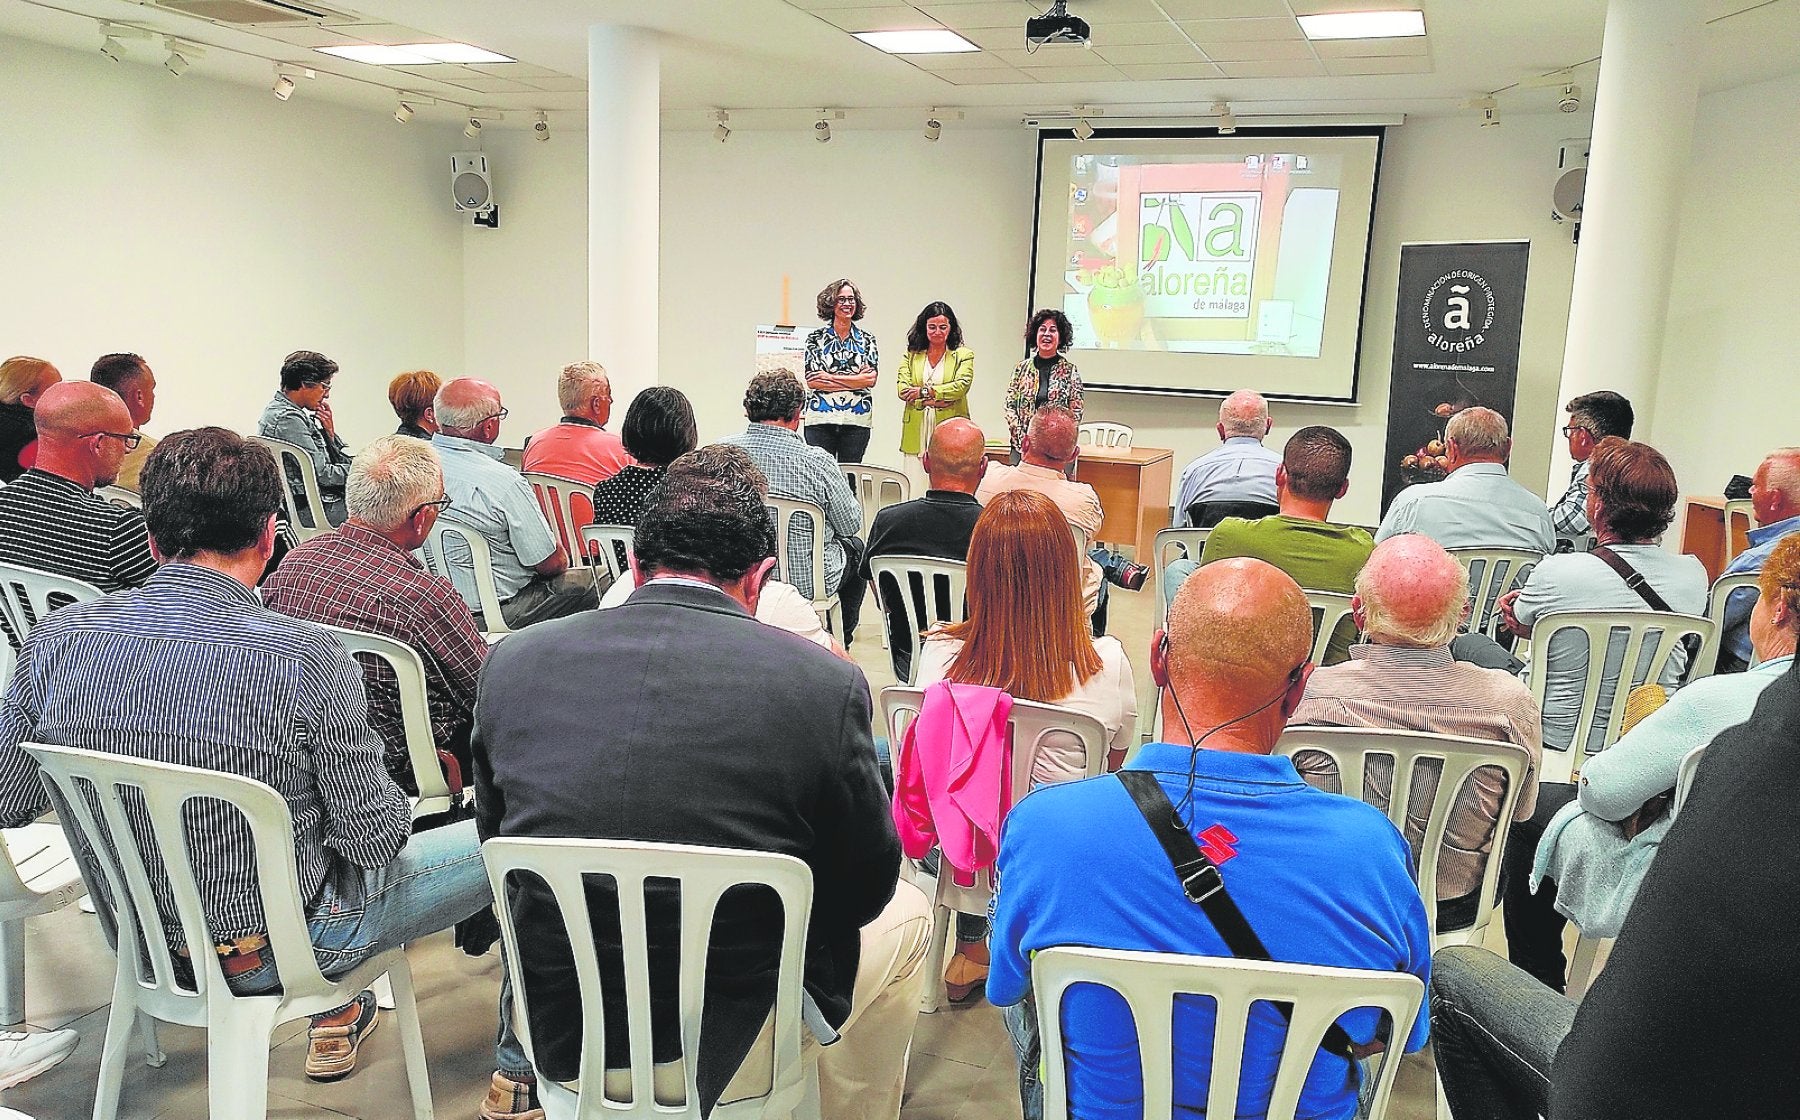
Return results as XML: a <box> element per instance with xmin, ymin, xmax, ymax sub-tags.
<box><xmin>1550</xmin><ymin>0</ymin><xmax>1701</xmax><ymax>481</ymax></box>
<box><xmin>588</xmin><ymin>25</ymin><xmax>660</xmax><ymax>408</ymax></box>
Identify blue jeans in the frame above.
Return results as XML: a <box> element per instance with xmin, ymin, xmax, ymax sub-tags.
<box><xmin>1001</xmin><ymin>994</ymin><xmax>1044</xmax><ymax>1120</ymax></box>
<box><xmin>1429</xmin><ymin>945</ymin><xmax>1576</xmax><ymax>1120</ymax></box>
<box><xmin>227</xmin><ymin>819</ymin><xmax>531</xmax><ymax>1078</ymax></box>
<box><xmin>1161</xmin><ymin>558</ymin><xmax>1198</xmax><ymax>619</ymax></box>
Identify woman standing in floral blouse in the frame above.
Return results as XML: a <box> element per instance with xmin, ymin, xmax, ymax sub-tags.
<box><xmin>802</xmin><ymin>278</ymin><xmax>879</xmax><ymax>463</ymax></box>
<box><xmin>1003</xmin><ymin>308</ymin><xmax>1082</xmax><ymax>459</ymax></box>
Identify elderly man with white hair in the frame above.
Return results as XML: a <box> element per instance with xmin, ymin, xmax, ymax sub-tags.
<box><xmin>1376</xmin><ymin>406</ymin><xmax>1555</xmax><ymax>554</ymax></box>
<box><xmin>1716</xmin><ymin>446</ymin><xmax>1800</xmax><ymax>672</ymax></box>
<box><xmin>521</xmin><ymin>360</ymin><xmax>631</xmax><ymax>487</ymax></box>
<box><xmin>1291</xmin><ymin>534</ymin><xmax>1543</xmax><ymax>933</ymax></box>
<box><xmin>1171</xmin><ymin>389</ymin><xmax>1280</xmax><ymax>527</ymax></box>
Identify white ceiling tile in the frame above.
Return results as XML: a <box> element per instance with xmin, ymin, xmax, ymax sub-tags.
<box><xmin>1175</xmin><ymin>17</ymin><xmax>1303</xmax><ymax>42</ymax></box>
<box><xmin>448</xmin><ymin>76</ymin><xmax>539</xmax><ymax>91</ymax></box>
<box><xmin>951</xmin><ymin>23</ymin><xmax>1029</xmax><ymax>48</ymax></box>
<box><xmin>1090</xmin><ymin>21</ymin><xmax>1190</xmax><ymax>46</ymax></box>
<box><xmin>1286</xmin><ymin>0</ymin><xmax>1424</xmax><ymax>12</ymax></box>
<box><xmin>786</xmin><ymin>0</ymin><xmax>904</xmax><ymax>7</ymax></box>
<box><xmin>526</xmin><ymin>77</ymin><xmax>589</xmax><ymax>93</ymax></box>
<box><xmin>914</xmin><ymin>2</ymin><xmax>1038</xmax><ymax>29</ymax></box>
<box><xmin>1201</xmin><ymin>39</ymin><xmax>1318</xmax><ymax>62</ymax></box>
<box><xmin>903</xmin><ymin>49</ymin><xmax>1012</xmax><ymax>68</ymax></box>
<box><xmin>1092</xmin><ymin>43</ymin><xmax>1206</xmax><ymax>65</ymax></box>
<box><xmin>1021</xmin><ymin>63</ymin><xmax>1130</xmax><ymax>82</ymax></box>
<box><xmin>934</xmin><ymin>66</ymin><xmax>1042</xmax><ymax>83</ymax></box>
<box><xmin>1323</xmin><ymin>55</ymin><xmax>1432</xmax><ymax>75</ymax></box>
<box><xmin>813</xmin><ymin>6</ymin><xmax>944</xmax><ymax>31</ymax></box>
<box><xmin>260</xmin><ymin>26</ymin><xmax>368</xmax><ymax>48</ymax></box>
<box><xmin>1154</xmin><ymin>0</ymin><xmax>1294</xmax><ymax>17</ymax></box>
<box><xmin>990</xmin><ymin>46</ymin><xmax>1110</xmax><ymax>67</ymax></box>
<box><xmin>1215</xmin><ymin>58</ymin><xmax>1327</xmax><ymax>77</ymax></box>
<box><xmin>1068</xmin><ymin>0</ymin><xmax>1169</xmax><ymax>20</ymax></box>
<box><xmin>1112</xmin><ymin>62</ymin><xmax>1226</xmax><ymax>81</ymax></box>
<box><xmin>1311</xmin><ymin>36</ymin><xmax>1429</xmax><ymax>58</ymax></box>
<box><xmin>469</xmin><ymin>63</ymin><xmax>561</xmax><ymax>78</ymax></box>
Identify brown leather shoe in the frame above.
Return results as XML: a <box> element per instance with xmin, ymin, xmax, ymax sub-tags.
<box><xmin>479</xmin><ymin>1071</ymin><xmax>546</xmax><ymax>1120</ymax></box>
<box><xmin>305</xmin><ymin>990</ymin><xmax>379</xmax><ymax>1081</ymax></box>
<box><xmin>944</xmin><ymin>939</ymin><xmax>990</xmax><ymax>1005</ymax></box>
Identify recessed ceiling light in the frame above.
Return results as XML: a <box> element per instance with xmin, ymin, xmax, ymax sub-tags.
<box><xmin>1296</xmin><ymin>10</ymin><xmax>1425</xmax><ymax>40</ymax></box>
<box><xmin>851</xmin><ymin>29</ymin><xmax>979</xmax><ymax>54</ymax></box>
<box><xmin>315</xmin><ymin>43</ymin><xmax>515</xmax><ymax>65</ymax></box>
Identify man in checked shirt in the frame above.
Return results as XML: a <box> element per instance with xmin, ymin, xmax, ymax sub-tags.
<box><xmin>0</xmin><ymin>429</ymin><xmax>532</xmax><ymax>1115</ymax></box>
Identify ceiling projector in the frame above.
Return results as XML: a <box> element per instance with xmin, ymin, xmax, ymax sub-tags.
<box><xmin>1027</xmin><ymin>1</ymin><xmax>1090</xmax><ymax>47</ymax></box>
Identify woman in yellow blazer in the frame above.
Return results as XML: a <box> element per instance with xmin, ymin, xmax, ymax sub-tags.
<box><xmin>895</xmin><ymin>301</ymin><xmax>975</xmax><ymax>478</ymax></box>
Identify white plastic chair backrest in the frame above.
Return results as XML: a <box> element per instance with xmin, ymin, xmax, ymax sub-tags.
<box><xmin>1032</xmin><ymin>946</ymin><xmax>1423</xmax><ymax>1120</ymax></box>
<box><xmin>1673</xmin><ymin>744</ymin><xmax>1707</xmax><ymax>819</ymax></box>
<box><xmin>1153</xmin><ymin>527</ymin><xmax>1210</xmax><ymax>621</ymax></box>
<box><xmin>1528</xmin><ymin>608</ymin><xmax>1716</xmax><ymax>784</ymax></box>
<box><xmin>1274</xmin><ymin>727</ymin><xmax>1530</xmax><ymax>946</ymax></box>
<box><xmin>1300</xmin><ymin>589</ymin><xmax>1356</xmax><ymax>664</ymax></box>
<box><xmin>881</xmin><ymin>685</ymin><xmax>1107</xmax><ymax>800</ymax></box>
<box><xmin>250</xmin><ymin>435</ymin><xmax>330</xmax><ymax>539</ymax></box>
<box><xmin>419</xmin><ymin>517</ymin><xmax>514</xmax><ymax>635</ymax></box>
<box><xmin>579</xmin><ymin>524</ymin><xmax>636</xmax><ymax>587</ymax></box>
<box><xmin>324</xmin><ymin>626</ymin><xmax>454</xmax><ymax>821</ymax></box>
<box><xmin>867</xmin><ymin>556</ymin><xmax>968</xmax><ymax>685</ymax></box>
<box><xmin>524</xmin><ymin>472</ymin><xmax>594</xmax><ymax>565</ymax></box>
<box><xmin>96</xmin><ymin>485</ymin><xmax>142</xmax><ymax>509</ymax></box>
<box><xmin>482</xmin><ymin>837</ymin><xmax>814</xmax><ymax>1120</ymax></box>
<box><xmin>1724</xmin><ymin>498</ymin><xmax>1755</xmax><ymax>564</ymax></box>
<box><xmin>0</xmin><ymin>562</ymin><xmax>105</xmax><ymax>650</ymax></box>
<box><xmin>1077</xmin><ymin>422</ymin><xmax>1133</xmax><ymax>449</ymax></box>
<box><xmin>1447</xmin><ymin>547</ymin><xmax>1542</xmax><ymax>640</ymax></box>
<box><xmin>844</xmin><ymin>465</ymin><xmax>909</xmax><ymax>537</ymax></box>
<box><xmin>1698</xmin><ymin>571</ymin><xmax>1762</xmax><ymax>675</ymax></box>
<box><xmin>21</xmin><ymin>741</ymin><xmax>344</xmax><ymax>1016</ymax></box>
<box><xmin>767</xmin><ymin>497</ymin><xmax>831</xmax><ymax>604</ymax></box>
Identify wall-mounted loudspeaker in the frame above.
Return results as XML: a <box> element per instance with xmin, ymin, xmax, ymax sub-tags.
<box><xmin>451</xmin><ymin>152</ymin><xmax>494</xmax><ymax>213</ymax></box>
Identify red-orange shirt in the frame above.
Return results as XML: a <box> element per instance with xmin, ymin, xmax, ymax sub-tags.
<box><xmin>520</xmin><ymin>418</ymin><xmax>632</xmax><ymax>487</ymax></box>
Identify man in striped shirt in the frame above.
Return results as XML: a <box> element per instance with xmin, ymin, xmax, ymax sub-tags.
<box><xmin>0</xmin><ymin>429</ymin><xmax>527</xmax><ymax>1104</ymax></box>
<box><xmin>0</xmin><ymin>381</ymin><xmax>156</xmax><ymax>595</ymax></box>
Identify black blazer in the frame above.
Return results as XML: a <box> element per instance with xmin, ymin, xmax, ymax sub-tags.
<box><xmin>473</xmin><ymin>581</ymin><xmax>899</xmax><ymax>1107</ymax></box>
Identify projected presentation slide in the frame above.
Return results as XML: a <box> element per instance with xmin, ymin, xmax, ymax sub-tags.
<box><xmin>1032</xmin><ymin>132</ymin><xmax>1381</xmax><ymax>402</ymax></box>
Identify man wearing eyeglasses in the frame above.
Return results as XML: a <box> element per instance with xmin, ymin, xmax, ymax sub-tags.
<box><xmin>1549</xmin><ymin>391</ymin><xmax>1634</xmax><ymax>553</ymax></box>
<box><xmin>0</xmin><ymin>381</ymin><xmax>156</xmax><ymax>599</ymax></box>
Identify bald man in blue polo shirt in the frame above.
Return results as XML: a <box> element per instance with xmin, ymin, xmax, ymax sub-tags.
<box><xmin>989</xmin><ymin>558</ymin><xmax>1431</xmax><ymax>1120</ymax></box>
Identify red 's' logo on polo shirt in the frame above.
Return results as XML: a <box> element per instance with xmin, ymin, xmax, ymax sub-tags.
<box><xmin>1198</xmin><ymin>824</ymin><xmax>1240</xmax><ymax>864</ymax></box>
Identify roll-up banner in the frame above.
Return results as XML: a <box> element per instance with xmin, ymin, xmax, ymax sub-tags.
<box><xmin>1380</xmin><ymin>240</ymin><xmax>1531</xmax><ymax>513</ymax></box>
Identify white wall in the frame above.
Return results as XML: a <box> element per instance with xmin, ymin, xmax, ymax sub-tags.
<box><xmin>0</xmin><ymin>36</ymin><xmax>466</xmax><ymax>450</ymax></box>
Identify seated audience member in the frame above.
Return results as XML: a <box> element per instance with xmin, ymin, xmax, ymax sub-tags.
<box><xmin>432</xmin><ymin>377</ymin><xmax>598</xmax><ymax>629</ymax></box>
<box><xmin>474</xmin><ymin>443</ymin><xmax>928</xmax><ymax>1120</ymax></box>
<box><xmin>1548</xmin><ymin>390</ymin><xmax>1633</xmax><ymax>553</ymax></box>
<box><xmin>88</xmin><ymin>353</ymin><xmax>159</xmax><ymax>491</ymax></box>
<box><xmin>1716</xmin><ymin>446</ymin><xmax>1800</xmax><ymax>672</ymax></box>
<box><xmin>258</xmin><ymin>349</ymin><xmax>353</xmax><ymax>527</ymax></box>
<box><xmin>388</xmin><ymin>369</ymin><xmax>441</xmax><ymax>440</ymax></box>
<box><xmin>262</xmin><ymin>435</ymin><xmax>487</xmax><ymax>791</ymax></box>
<box><xmin>1495</xmin><ymin>435</ymin><xmax>1707</xmax><ymax>991</ymax></box>
<box><xmin>1375</xmin><ymin>407</ymin><xmax>1555</xmax><ymax>554</ymax></box>
<box><xmin>1290</xmin><ymin>535</ymin><xmax>1542</xmax><ymax>931</ymax></box>
<box><xmin>591</xmin><ymin>385</ymin><xmax>697</xmax><ymax>527</ymax></box>
<box><xmin>1431</xmin><ymin>660</ymin><xmax>1800</xmax><ymax>1119</ymax></box>
<box><xmin>914</xmin><ymin>489</ymin><xmax>1137</xmax><ymax>1002</ymax></box>
<box><xmin>521</xmin><ymin>361</ymin><xmax>631</xmax><ymax>487</ymax></box>
<box><xmin>0</xmin><ymin>356</ymin><xmax>61</xmax><ymax>482</ymax></box>
<box><xmin>862</xmin><ymin>417</ymin><xmax>987</xmax><ymax>679</ymax></box>
<box><xmin>1172</xmin><ymin>389</ymin><xmax>1280</xmax><ymax>527</ymax></box>
<box><xmin>1162</xmin><ymin>425</ymin><xmax>1371</xmax><ymax>664</ymax></box>
<box><xmin>0</xmin><ymin>382</ymin><xmax>156</xmax><ymax>594</ymax></box>
<box><xmin>721</xmin><ymin>370</ymin><xmax>869</xmax><ymax>644</ymax></box>
<box><xmin>598</xmin><ymin>445</ymin><xmax>843</xmax><ymax>657</ymax></box>
<box><xmin>1531</xmin><ymin>535</ymin><xmax>1800</xmax><ymax>946</ymax></box>
<box><xmin>988</xmin><ymin>558</ymin><xmax>1429</xmax><ymax>1120</ymax></box>
<box><xmin>0</xmin><ymin>428</ymin><xmax>522</xmax><ymax>1098</ymax></box>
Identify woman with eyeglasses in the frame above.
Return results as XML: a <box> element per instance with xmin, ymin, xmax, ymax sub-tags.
<box><xmin>258</xmin><ymin>349</ymin><xmax>353</xmax><ymax>528</ymax></box>
<box><xmin>0</xmin><ymin>355</ymin><xmax>63</xmax><ymax>482</ymax></box>
<box><xmin>801</xmin><ymin>278</ymin><xmax>879</xmax><ymax>463</ymax></box>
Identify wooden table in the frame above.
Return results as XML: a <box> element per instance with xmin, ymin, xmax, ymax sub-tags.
<box><xmin>1678</xmin><ymin>495</ymin><xmax>1753</xmax><ymax>583</ymax></box>
<box><xmin>985</xmin><ymin>444</ymin><xmax>1174</xmax><ymax>560</ymax></box>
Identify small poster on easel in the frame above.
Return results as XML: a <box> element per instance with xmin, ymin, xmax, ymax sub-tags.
<box><xmin>754</xmin><ymin>275</ymin><xmax>807</xmax><ymax>384</ymax></box>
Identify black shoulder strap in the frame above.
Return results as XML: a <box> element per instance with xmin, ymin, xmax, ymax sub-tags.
<box><xmin>1116</xmin><ymin>770</ymin><xmax>1357</xmax><ymax>1062</ymax></box>
<box><xmin>1590</xmin><ymin>546</ymin><xmax>1675</xmax><ymax>613</ymax></box>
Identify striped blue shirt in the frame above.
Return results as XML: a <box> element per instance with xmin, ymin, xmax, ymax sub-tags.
<box><xmin>0</xmin><ymin>563</ymin><xmax>410</xmax><ymax>944</ymax></box>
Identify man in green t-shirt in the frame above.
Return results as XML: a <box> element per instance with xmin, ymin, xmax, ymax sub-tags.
<box><xmin>1161</xmin><ymin>425</ymin><xmax>1373</xmax><ymax>664</ymax></box>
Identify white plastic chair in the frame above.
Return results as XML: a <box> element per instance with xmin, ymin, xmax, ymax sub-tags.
<box><xmin>1446</xmin><ymin>547</ymin><xmax>1541</xmax><ymax>641</ymax></box>
<box><xmin>525</xmin><ymin>472</ymin><xmax>595</xmax><ymax>570</ymax></box>
<box><xmin>481</xmin><ymin>837</ymin><xmax>821</xmax><ymax>1120</ymax></box>
<box><xmin>1724</xmin><ymin>498</ymin><xmax>1755</xmax><ymax>565</ymax></box>
<box><xmin>0</xmin><ymin>562</ymin><xmax>105</xmax><ymax>650</ymax></box>
<box><xmin>1076</xmin><ymin>422</ymin><xmax>1133</xmax><ymax>449</ymax></box>
<box><xmin>1697</xmin><ymin>570</ymin><xmax>1761</xmax><ymax>675</ymax></box>
<box><xmin>250</xmin><ymin>435</ymin><xmax>333</xmax><ymax>540</ymax></box>
<box><xmin>867</xmin><ymin>556</ymin><xmax>967</xmax><ymax>685</ymax></box>
<box><xmin>324</xmin><ymin>626</ymin><xmax>459</xmax><ymax>822</ymax></box>
<box><xmin>22</xmin><ymin>741</ymin><xmax>434</xmax><ymax>1120</ymax></box>
<box><xmin>1527</xmin><ymin>609</ymin><xmax>1716</xmax><ymax>784</ymax></box>
<box><xmin>1152</xmin><ymin>527</ymin><xmax>1210</xmax><ymax>622</ymax></box>
<box><xmin>0</xmin><ymin>822</ymin><xmax>88</xmax><ymax>1026</ymax></box>
<box><xmin>881</xmin><ymin>685</ymin><xmax>1108</xmax><ymax>1013</ymax></box>
<box><xmin>843</xmin><ymin>465</ymin><xmax>910</xmax><ymax>540</ymax></box>
<box><xmin>1032</xmin><ymin>947</ymin><xmax>1423</xmax><ymax>1120</ymax></box>
<box><xmin>96</xmin><ymin>485</ymin><xmax>142</xmax><ymax>509</ymax></box>
<box><xmin>418</xmin><ymin>517</ymin><xmax>514</xmax><ymax>639</ymax></box>
<box><xmin>579</xmin><ymin>524</ymin><xmax>636</xmax><ymax>598</ymax></box>
<box><xmin>768</xmin><ymin>498</ymin><xmax>841</xmax><ymax>636</ymax></box>
<box><xmin>1674</xmin><ymin>743</ymin><xmax>1707</xmax><ymax>818</ymax></box>
<box><xmin>1275</xmin><ymin>727</ymin><xmax>1530</xmax><ymax>948</ymax></box>
<box><xmin>1301</xmin><ymin>589</ymin><xmax>1357</xmax><ymax>665</ymax></box>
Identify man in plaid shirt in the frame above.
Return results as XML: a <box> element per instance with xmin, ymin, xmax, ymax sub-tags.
<box><xmin>1549</xmin><ymin>390</ymin><xmax>1634</xmax><ymax>553</ymax></box>
<box><xmin>264</xmin><ymin>434</ymin><xmax>487</xmax><ymax>792</ymax></box>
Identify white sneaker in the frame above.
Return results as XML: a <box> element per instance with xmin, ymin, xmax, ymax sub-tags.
<box><xmin>0</xmin><ymin>1028</ymin><xmax>79</xmax><ymax>1090</ymax></box>
<box><xmin>0</xmin><ymin>1108</ymin><xmax>38</xmax><ymax>1120</ymax></box>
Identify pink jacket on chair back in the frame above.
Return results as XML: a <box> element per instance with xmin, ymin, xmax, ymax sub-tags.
<box><xmin>892</xmin><ymin>680</ymin><xmax>1013</xmax><ymax>879</ymax></box>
